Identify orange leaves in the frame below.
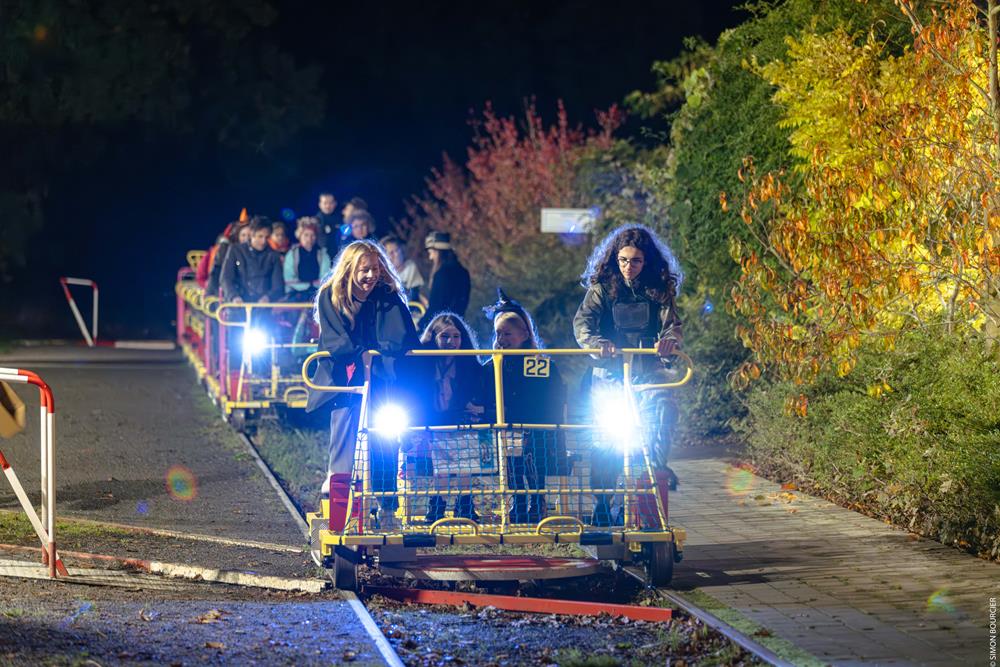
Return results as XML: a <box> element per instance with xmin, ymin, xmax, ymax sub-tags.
<box><xmin>783</xmin><ymin>393</ymin><xmax>809</xmax><ymax>417</ymax></box>
<box><xmin>728</xmin><ymin>1</ymin><xmax>997</xmax><ymax>387</ymax></box>
<box><xmin>719</xmin><ymin>191</ymin><xmax>729</xmax><ymax>212</ymax></box>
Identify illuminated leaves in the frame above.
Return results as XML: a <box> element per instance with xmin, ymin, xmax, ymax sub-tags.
<box><xmin>729</xmin><ymin>1</ymin><xmax>1000</xmax><ymax>393</ymax></box>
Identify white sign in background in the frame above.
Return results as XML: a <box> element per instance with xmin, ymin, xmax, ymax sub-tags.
<box><xmin>540</xmin><ymin>208</ymin><xmax>596</xmax><ymax>234</ymax></box>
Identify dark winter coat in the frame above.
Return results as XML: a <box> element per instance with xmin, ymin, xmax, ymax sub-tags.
<box><xmin>316</xmin><ymin>211</ymin><xmax>341</xmax><ymax>255</ymax></box>
<box><xmin>220</xmin><ymin>243</ymin><xmax>284</xmax><ymax>303</ymax></box>
<box><xmin>419</xmin><ymin>260</ymin><xmax>471</xmax><ymax>329</ymax></box>
<box><xmin>573</xmin><ymin>280</ymin><xmax>683</xmax><ymax>378</ymax></box>
<box><xmin>481</xmin><ymin>354</ymin><xmax>566</xmax><ymax>426</ymax></box>
<box><xmin>410</xmin><ymin>345</ymin><xmax>485</xmax><ymax>427</ymax></box>
<box><xmin>481</xmin><ymin>353</ymin><xmax>568</xmax><ymax>476</ymax></box>
<box><xmin>205</xmin><ymin>241</ymin><xmax>230</xmax><ymax>296</ymax></box>
<box><xmin>305</xmin><ymin>284</ymin><xmax>419</xmax><ymax>413</ymax></box>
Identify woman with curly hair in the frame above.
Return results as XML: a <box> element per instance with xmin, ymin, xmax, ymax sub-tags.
<box><xmin>574</xmin><ymin>225</ymin><xmax>684</xmax><ymax>522</ymax></box>
<box><xmin>305</xmin><ymin>240</ymin><xmax>419</xmax><ymax>531</ymax></box>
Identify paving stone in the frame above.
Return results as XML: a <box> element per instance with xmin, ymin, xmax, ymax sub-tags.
<box><xmin>668</xmin><ymin>455</ymin><xmax>998</xmax><ymax>665</ymax></box>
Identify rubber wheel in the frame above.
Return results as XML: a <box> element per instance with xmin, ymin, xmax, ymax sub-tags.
<box><xmin>645</xmin><ymin>541</ymin><xmax>675</xmax><ymax>588</ymax></box>
<box><xmin>230</xmin><ymin>409</ymin><xmax>247</xmax><ymax>432</ymax></box>
<box><xmin>334</xmin><ymin>549</ymin><xmax>358</xmax><ymax>591</ymax></box>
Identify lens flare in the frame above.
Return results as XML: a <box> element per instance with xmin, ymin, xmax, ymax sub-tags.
<box><xmin>136</xmin><ymin>500</ymin><xmax>149</xmax><ymax>515</ymax></box>
<box><xmin>926</xmin><ymin>589</ymin><xmax>956</xmax><ymax>615</ymax></box>
<box><xmin>372</xmin><ymin>404</ymin><xmax>409</xmax><ymax>438</ymax></box>
<box><xmin>281</xmin><ymin>207</ymin><xmax>296</xmax><ymax>221</ymax></box>
<box><xmin>725</xmin><ymin>466</ymin><xmax>755</xmax><ymax>496</ymax></box>
<box><xmin>166</xmin><ymin>466</ymin><xmax>197</xmax><ymax>501</ymax></box>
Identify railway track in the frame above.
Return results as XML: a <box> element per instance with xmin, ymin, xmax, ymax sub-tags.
<box><xmin>235</xmin><ymin>428</ymin><xmax>786</xmax><ymax>667</ymax></box>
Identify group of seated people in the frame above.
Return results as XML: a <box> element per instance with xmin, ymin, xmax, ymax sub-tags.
<box><xmin>304</xmin><ymin>224</ymin><xmax>686</xmax><ymax>531</ymax></box>
<box><xmin>194</xmin><ymin>194</ymin><xmax>472</xmax><ymax>329</ymax></box>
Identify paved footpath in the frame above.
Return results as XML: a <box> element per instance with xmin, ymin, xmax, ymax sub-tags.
<box><xmin>669</xmin><ymin>450</ymin><xmax>1000</xmax><ymax>666</ymax></box>
<box><xmin>0</xmin><ymin>345</ymin><xmax>390</xmax><ymax>666</ymax></box>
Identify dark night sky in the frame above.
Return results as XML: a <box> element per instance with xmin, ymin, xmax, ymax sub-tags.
<box><xmin>6</xmin><ymin>0</ymin><xmax>745</xmax><ymax>340</ymax></box>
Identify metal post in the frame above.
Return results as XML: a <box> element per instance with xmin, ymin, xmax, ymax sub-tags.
<box><xmin>492</xmin><ymin>353</ymin><xmax>510</xmax><ymax>533</ymax></box>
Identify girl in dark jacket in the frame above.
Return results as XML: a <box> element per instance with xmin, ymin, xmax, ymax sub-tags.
<box><xmin>573</xmin><ymin>225</ymin><xmax>684</xmax><ymax>523</ymax></box>
<box><xmin>418</xmin><ymin>231</ymin><xmax>471</xmax><ymax>329</ymax></box>
<box><xmin>305</xmin><ymin>240</ymin><xmax>418</xmax><ymax>531</ymax></box>
<box><xmin>413</xmin><ymin>313</ymin><xmax>485</xmax><ymax>522</ymax></box>
<box><xmin>482</xmin><ymin>290</ymin><xmax>567</xmax><ymax>524</ymax></box>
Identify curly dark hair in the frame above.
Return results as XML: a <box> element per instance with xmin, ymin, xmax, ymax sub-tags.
<box><xmin>580</xmin><ymin>225</ymin><xmax>683</xmax><ymax>304</ymax></box>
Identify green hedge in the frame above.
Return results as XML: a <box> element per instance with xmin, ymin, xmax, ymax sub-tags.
<box><xmin>742</xmin><ymin>331</ymin><xmax>1000</xmax><ymax>559</ymax></box>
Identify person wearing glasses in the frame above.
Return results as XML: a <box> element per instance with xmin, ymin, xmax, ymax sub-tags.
<box><xmin>573</xmin><ymin>225</ymin><xmax>685</xmax><ymax>525</ymax></box>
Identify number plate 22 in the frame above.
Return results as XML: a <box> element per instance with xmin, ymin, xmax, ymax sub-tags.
<box><xmin>522</xmin><ymin>356</ymin><xmax>550</xmax><ymax>378</ymax></box>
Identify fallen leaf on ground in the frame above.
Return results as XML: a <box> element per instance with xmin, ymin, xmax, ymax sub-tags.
<box><xmin>205</xmin><ymin>641</ymin><xmax>226</xmax><ymax>650</ymax></box>
<box><xmin>194</xmin><ymin>609</ymin><xmax>226</xmax><ymax>624</ymax></box>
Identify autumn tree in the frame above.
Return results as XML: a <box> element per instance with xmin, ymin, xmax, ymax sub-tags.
<box><xmin>729</xmin><ymin>0</ymin><xmax>1000</xmax><ymax>395</ymax></box>
<box><xmin>402</xmin><ymin>102</ymin><xmax>623</xmax><ymax>344</ymax></box>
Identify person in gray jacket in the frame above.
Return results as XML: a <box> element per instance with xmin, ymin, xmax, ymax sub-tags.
<box><xmin>284</xmin><ymin>217</ymin><xmax>332</xmax><ymax>300</ymax></box>
<box><xmin>573</xmin><ymin>225</ymin><xmax>684</xmax><ymax>523</ymax></box>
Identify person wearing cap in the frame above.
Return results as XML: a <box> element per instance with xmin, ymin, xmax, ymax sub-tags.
<box><xmin>419</xmin><ymin>231</ymin><xmax>470</xmax><ymax>330</ymax></box>
<box><xmin>481</xmin><ymin>289</ymin><xmax>567</xmax><ymax>524</ymax></box>
<box><xmin>574</xmin><ymin>224</ymin><xmax>685</xmax><ymax>524</ymax></box>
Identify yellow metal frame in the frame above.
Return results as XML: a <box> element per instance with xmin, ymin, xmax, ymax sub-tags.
<box><xmin>175</xmin><ymin>270</ymin><xmax>317</xmax><ymax>414</ymax></box>
<box><xmin>302</xmin><ymin>347</ymin><xmax>693</xmax><ymax>556</ymax></box>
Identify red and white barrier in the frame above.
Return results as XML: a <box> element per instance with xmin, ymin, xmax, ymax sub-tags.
<box><xmin>0</xmin><ymin>368</ymin><xmax>65</xmax><ymax>578</ymax></box>
<box><xmin>61</xmin><ymin>278</ymin><xmax>174</xmax><ymax>351</ymax></box>
<box><xmin>59</xmin><ymin>277</ymin><xmax>98</xmax><ymax>347</ymax></box>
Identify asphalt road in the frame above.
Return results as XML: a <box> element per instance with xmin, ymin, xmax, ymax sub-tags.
<box><xmin>1</xmin><ymin>346</ymin><xmax>304</xmax><ymax>551</ymax></box>
<box><xmin>0</xmin><ymin>345</ymin><xmax>392</xmax><ymax>665</ymax></box>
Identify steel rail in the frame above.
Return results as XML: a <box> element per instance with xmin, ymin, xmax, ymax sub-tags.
<box><xmin>619</xmin><ymin>565</ymin><xmax>796</xmax><ymax>667</ymax></box>
<box><xmin>231</xmin><ymin>417</ymin><xmax>773</xmax><ymax>666</ymax></box>
<box><xmin>233</xmin><ymin>431</ymin><xmax>404</xmax><ymax>667</ymax></box>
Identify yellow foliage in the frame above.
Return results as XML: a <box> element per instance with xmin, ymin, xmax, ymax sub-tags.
<box><xmin>729</xmin><ymin>0</ymin><xmax>999</xmax><ymax>386</ymax></box>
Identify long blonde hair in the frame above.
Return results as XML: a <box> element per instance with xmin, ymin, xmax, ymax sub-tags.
<box><xmin>316</xmin><ymin>241</ymin><xmax>404</xmax><ymax>326</ymax></box>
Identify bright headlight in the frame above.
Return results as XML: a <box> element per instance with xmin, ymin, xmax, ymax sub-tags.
<box><xmin>593</xmin><ymin>388</ymin><xmax>638</xmax><ymax>450</ymax></box>
<box><xmin>243</xmin><ymin>328</ymin><xmax>269</xmax><ymax>356</ymax></box>
<box><xmin>372</xmin><ymin>404</ymin><xmax>409</xmax><ymax>438</ymax></box>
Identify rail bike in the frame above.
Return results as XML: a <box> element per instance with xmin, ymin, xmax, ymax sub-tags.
<box><xmin>303</xmin><ymin>347</ymin><xmax>693</xmax><ymax>590</ymax></box>
<box><xmin>175</xmin><ymin>251</ymin><xmax>425</xmax><ymax>428</ymax></box>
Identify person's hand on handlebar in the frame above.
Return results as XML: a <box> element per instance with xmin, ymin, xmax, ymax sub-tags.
<box><xmin>599</xmin><ymin>340</ymin><xmax>617</xmax><ymax>359</ymax></box>
<box><xmin>656</xmin><ymin>336</ymin><xmax>679</xmax><ymax>358</ymax></box>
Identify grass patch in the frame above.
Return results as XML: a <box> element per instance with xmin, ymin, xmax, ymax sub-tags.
<box><xmin>0</xmin><ymin>509</ymin><xmax>150</xmax><ymax>546</ymax></box>
<box><xmin>554</xmin><ymin>649</ymin><xmax>621</xmax><ymax>667</ymax></box>
<box><xmin>253</xmin><ymin>422</ymin><xmax>326</xmax><ymax>513</ymax></box>
<box><xmin>680</xmin><ymin>588</ymin><xmax>824</xmax><ymax>667</ymax></box>
<box><xmin>742</xmin><ymin>330</ymin><xmax>1000</xmax><ymax>560</ymax></box>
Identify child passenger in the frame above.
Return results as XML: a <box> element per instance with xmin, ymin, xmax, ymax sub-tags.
<box><xmin>415</xmin><ymin>313</ymin><xmax>485</xmax><ymax>523</ymax></box>
<box><xmin>482</xmin><ymin>290</ymin><xmax>567</xmax><ymax>524</ymax></box>
<box><xmin>305</xmin><ymin>241</ymin><xmax>419</xmax><ymax>531</ymax></box>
